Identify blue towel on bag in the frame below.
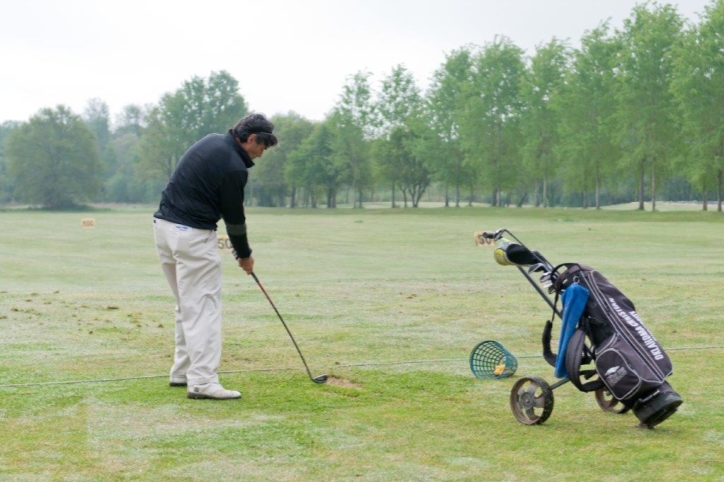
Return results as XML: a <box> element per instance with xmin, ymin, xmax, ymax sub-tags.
<box><xmin>554</xmin><ymin>283</ymin><xmax>590</xmax><ymax>379</ymax></box>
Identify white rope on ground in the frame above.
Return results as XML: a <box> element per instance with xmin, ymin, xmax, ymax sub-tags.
<box><xmin>0</xmin><ymin>346</ymin><xmax>721</xmax><ymax>389</ymax></box>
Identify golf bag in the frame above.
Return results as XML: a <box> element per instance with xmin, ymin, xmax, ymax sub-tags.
<box><xmin>545</xmin><ymin>263</ymin><xmax>683</xmax><ymax>428</ymax></box>
<box><xmin>478</xmin><ymin>228</ymin><xmax>682</xmax><ymax>428</ymax></box>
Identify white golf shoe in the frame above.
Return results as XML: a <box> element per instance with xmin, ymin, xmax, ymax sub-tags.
<box><xmin>187</xmin><ymin>383</ymin><xmax>241</xmax><ymax>400</ymax></box>
<box><xmin>169</xmin><ymin>376</ymin><xmax>187</xmax><ymax>387</ymax></box>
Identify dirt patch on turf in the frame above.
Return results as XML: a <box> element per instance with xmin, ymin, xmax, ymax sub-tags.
<box><xmin>325</xmin><ymin>376</ymin><xmax>363</xmax><ymax>389</ymax></box>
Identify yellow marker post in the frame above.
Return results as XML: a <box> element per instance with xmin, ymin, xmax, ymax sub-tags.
<box><xmin>81</xmin><ymin>218</ymin><xmax>96</xmax><ymax>230</ymax></box>
<box><xmin>217</xmin><ymin>234</ymin><xmax>232</xmax><ymax>250</ymax></box>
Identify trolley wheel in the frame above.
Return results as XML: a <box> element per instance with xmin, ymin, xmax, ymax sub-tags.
<box><xmin>510</xmin><ymin>376</ymin><xmax>554</xmax><ymax>425</ymax></box>
<box><xmin>595</xmin><ymin>387</ymin><xmax>630</xmax><ymax>414</ymax></box>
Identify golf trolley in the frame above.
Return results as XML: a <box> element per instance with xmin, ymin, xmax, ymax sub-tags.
<box><xmin>478</xmin><ymin>228</ymin><xmax>683</xmax><ymax>428</ymax></box>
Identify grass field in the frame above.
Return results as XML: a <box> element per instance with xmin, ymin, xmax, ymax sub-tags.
<box><xmin>1</xmin><ymin>205</ymin><xmax>723</xmax><ymax>481</ymax></box>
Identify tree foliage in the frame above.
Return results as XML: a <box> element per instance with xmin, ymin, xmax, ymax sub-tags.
<box><xmin>331</xmin><ymin>71</ymin><xmax>375</xmax><ymax>207</ymax></box>
<box><xmin>520</xmin><ymin>38</ymin><xmax>570</xmax><ymax>207</ymax></box>
<box><xmin>375</xmin><ymin>65</ymin><xmax>424</xmax><ymax>207</ymax></box>
<box><xmin>288</xmin><ymin>120</ymin><xmax>339</xmax><ymax>207</ymax></box>
<box><xmin>614</xmin><ymin>3</ymin><xmax>684</xmax><ymax>211</ymax></box>
<box><xmin>671</xmin><ymin>0</ymin><xmax>724</xmax><ymax>210</ymax></box>
<box><xmin>7</xmin><ymin>106</ymin><xmax>103</xmax><ymax>209</ymax></box>
<box><xmin>251</xmin><ymin>112</ymin><xmax>314</xmax><ymax>207</ymax></box>
<box><xmin>138</xmin><ymin>70</ymin><xmax>248</xmax><ymax>181</ymax></box>
<box><xmin>0</xmin><ymin>121</ymin><xmax>20</xmax><ymax>203</ymax></box>
<box><xmin>427</xmin><ymin>47</ymin><xmax>474</xmax><ymax>206</ymax></box>
<box><xmin>460</xmin><ymin>36</ymin><xmax>526</xmax><ymax>206</ymax></box>
<box><xmin>554</xmin><ymin>24</ymin><xmax>621</xmax><ymax>209</ymax></box>
<box><xmin>4</xmin><ymin>2</ymin><xmax>724</xmax><ymax>211</ymax></box>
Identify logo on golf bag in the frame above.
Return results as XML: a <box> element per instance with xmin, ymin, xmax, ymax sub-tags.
<box><xmin>604</xmin><ymin>366</ymin><xmax>628</xmax><ymax>386</ymax></box>
<box><xmin>608</xmin><ymin>298</ymin><xmax>665</xmax><ymax>361</ymax></box>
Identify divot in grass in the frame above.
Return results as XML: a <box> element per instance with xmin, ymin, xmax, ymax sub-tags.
<box><xmin>325</xmin><ymin>376</ymin><xmax>363</xmax><ymax>389</ymax></box>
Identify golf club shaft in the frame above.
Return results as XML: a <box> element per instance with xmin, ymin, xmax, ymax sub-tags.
<box><xmin>251</xmin><ymin>272</ymin><xmax>320</xmax><ymax>382</ymax></box>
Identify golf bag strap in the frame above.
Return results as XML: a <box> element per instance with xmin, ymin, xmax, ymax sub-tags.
<box><xmin>542</xmin><ymin>320</ymin><xmax>557</xmax><ymax>367</ymax></box>
<box><xmin>541</xmin><ymin>288</ymin><xmax>561</xmax><ymax>368</ymax></box>
<box><xmin>565</xmin><ymin>328</ymin><xmax>605</xmax><ymax>393</ymax></box>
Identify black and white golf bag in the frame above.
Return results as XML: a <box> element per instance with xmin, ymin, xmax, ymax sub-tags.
<box><xmin>546</xmin><ymin>263</ymin><xmax>683</xmax><ymax>428</ymax></box>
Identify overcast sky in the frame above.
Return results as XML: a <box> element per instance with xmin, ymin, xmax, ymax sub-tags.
<box><xmin>0</xmin><ymin>0</ymin><xmax>712</xmax><ymax>126</ymax></box>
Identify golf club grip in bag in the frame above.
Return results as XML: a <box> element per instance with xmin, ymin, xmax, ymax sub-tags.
<box><xmin>553</xmin><ymin>264</ymin><xmax>675</xmax><ymax>403</ymax></box>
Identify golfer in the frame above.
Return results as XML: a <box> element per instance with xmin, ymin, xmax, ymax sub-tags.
<box><xmin>153</xmin><ymin>113</ymin><xmax>278</xmax><ymax>400</ymax></box>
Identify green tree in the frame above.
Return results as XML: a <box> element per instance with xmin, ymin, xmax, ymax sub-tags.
<box><xmin>671</xmin><ymin>0</ymin><xmax>724</xmax><ymax>211</ymax></box>
<box><xmin>84</xmin><ymin>98</ymin><xmax>111</xmax><ymax>151</ymax></box>
<box><xmin>377</xmin><ymin>65</ymin><xmax>422</xmax><ymax>133</ymax></box>
<box><xmin>460</xmin><ymin>36</ymin><xmax>526</xmax><ymax>206</ymax></box>
<box><xmin>114</xmin><ymin>104</ymin><xmax>145</xmax><ymax>137</ymax></box>
<box><xmin>375</xmin><ymin>65</ymin><xmax>423</xmax><ymax>207</ymax></box>
<box><xmin>138</xmin><ymin>71</ymin><xmax>248</xmax><ymax>181</ymax></box>
<box><xmin>288</xmin><ymin>120</ymin><xmax>338</xmax><ymax>207</ymax></box>
<box><xmin>398</xmin><ymin>114</ymin><xmax>436</xmax><ymax>207</ymax></box>
<box><xmin>104</xmin><ymin>131</ymin><xmax>149</xmax><ymax>203</ymax></box>
<box><xmin>520</xmin><ymin>38</ymin><xmax>570</xmax><ymax>207</ymax></box>
<box><xmin>554</xmin><ymin>24</ymin><xmax>621</xmax><ymax>208</ymax></box>
<box><xmin>426</xmin><ymin>47</ymin><xmax>474</xmax><ymax>207</ymax></box>
<box><xmin>7</xmin><ymin>106</ymin><xmax>103</xmax><ymax>209</ymax></box>
<box><xmin>101</xmin><ymin>103</ymin><xmax>151</xmax><ymax>202</ymax></box>
<box><xmin>331</xmin><ymin>71</ymin><xmax>375</xmax><ymax>207</ymax></box>
<box><xmin>250</xmin><ymin>112</ymin><xmax>314</xmax><ymax>207</ymax></box>
<box><xmin>83</xmin><ymin>98</ymin><xmax>120</xmax><ymax>200</ymax></box>
<box><xmin>0</xmin><ymin>121</ymin><xmax>20</xmax><ymax>203</ymax></box>
<box><xmin>614</xmin><ymin>3</ymin><xmax>684</xmax><ymax>211</ymax></box>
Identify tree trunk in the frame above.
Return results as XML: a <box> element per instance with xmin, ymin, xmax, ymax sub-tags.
<box><xmin>595</xmin><ymin>174</ymin><xmax>601</xmax><ymax>210</ymax></box>
<box><xmin>516</xmin><ymin>192</ymin><xmax>528</xmax><ymax>208</ymax></box>
<box><xmin>651</xmin><ymin>157</ymin><xmax>657</xmax><ymax>212</ymax></box>
<box><xmin>455</xmin><ymin>151</ymin><xmax>462</xmax><ymax>207</ymax></box>
<box><xmin>543</xmin><ymin>177</ymin><xmax>548</xmax><ymax>208</ymax></box>
<box><xmin>327</xmin><ymin>187</ymin><xmax>336</xmax><ymax>208</ymax></box>
<box><xmin>391</xmin><ymin>183</ymin><xmax>397</xmax><ymax>208</ymax></box>
<box><xmin>638</xmin><ymin>158</ymin><xmax>645</xmax><ymax>211</ymax></box>
<box><xmin>718</xmin><ymin>169</ymin><xmax>722</xmax><ymax>212</ymax></box>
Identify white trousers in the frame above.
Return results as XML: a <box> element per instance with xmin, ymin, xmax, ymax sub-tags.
<box><xmin>153</xmin><ymin>218</ymin><xmax>222</xmax><ymax>387</ymax></box>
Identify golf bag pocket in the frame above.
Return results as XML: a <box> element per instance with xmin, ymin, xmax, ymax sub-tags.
<box><xmin>595</xmin><ymin>333</ymin><xmax>666</xmax><ymax>401</ymax></box>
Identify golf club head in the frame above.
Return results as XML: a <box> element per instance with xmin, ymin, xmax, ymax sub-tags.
<box><xmin>493</xmin><ymin>246</ymin><xmax>513</xmax><ymax>266</ymax></box>
<box><xmin>528</xmin><ymin>263</ymin><xmax>546</xmax><ymax>273</ymax></box>
<box><xmin>313</xmin><ymin>374</ymin><xmax>328</xmax><ymax>384</ymax></box>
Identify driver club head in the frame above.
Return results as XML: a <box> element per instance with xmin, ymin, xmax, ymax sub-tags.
<box><xmin>313</xmin><ymin>375</ymin><xmax>328</xmax><ymax>384</ymax></box>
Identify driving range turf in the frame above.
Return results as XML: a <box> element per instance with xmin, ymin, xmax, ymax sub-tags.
<box><xmin>1</xmin><ymin>205</ymin><xmax>722</xmax><ymax>480</ymax></box>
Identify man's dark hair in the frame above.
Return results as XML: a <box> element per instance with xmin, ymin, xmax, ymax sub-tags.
<box><xmin>231</xmin><ymin>113</ymin><xmax>278</xmax><ymax>147</ymax></box>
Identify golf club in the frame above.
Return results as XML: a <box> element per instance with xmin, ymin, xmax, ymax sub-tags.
<box><xmin>251</xmin><ymin>272</ymin><xmax>328</xmax><ymax>384</ymax></box>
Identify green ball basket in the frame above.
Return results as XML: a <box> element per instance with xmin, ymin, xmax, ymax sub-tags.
<box><xmin>470</xmin><ymin>340</ymin><xmax>517</xmax><ymax>379</ymax></box>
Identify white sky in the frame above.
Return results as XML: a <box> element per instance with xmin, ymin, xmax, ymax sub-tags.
<box><xmin>0</xmin><ymin>0</ymin><xmax>712</xmax><ymax>126</ymax></box>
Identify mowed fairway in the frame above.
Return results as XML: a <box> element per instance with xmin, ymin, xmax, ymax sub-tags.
<box><xmin>1</xmin><ymin>206</ymin><xmax>723</xmax><ymax>480</ymax></box>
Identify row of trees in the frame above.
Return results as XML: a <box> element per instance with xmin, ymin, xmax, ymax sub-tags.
<box><xmin>2</xmin><ymin>1</ymin><xmax>724</xmax><ymax>210</ymax></box>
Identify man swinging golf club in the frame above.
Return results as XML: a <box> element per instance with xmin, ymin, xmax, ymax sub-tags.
<box><xmin>153</xmin><ymin>113</ymin><xmax>278</xmax><ymax>400</ymax></box>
